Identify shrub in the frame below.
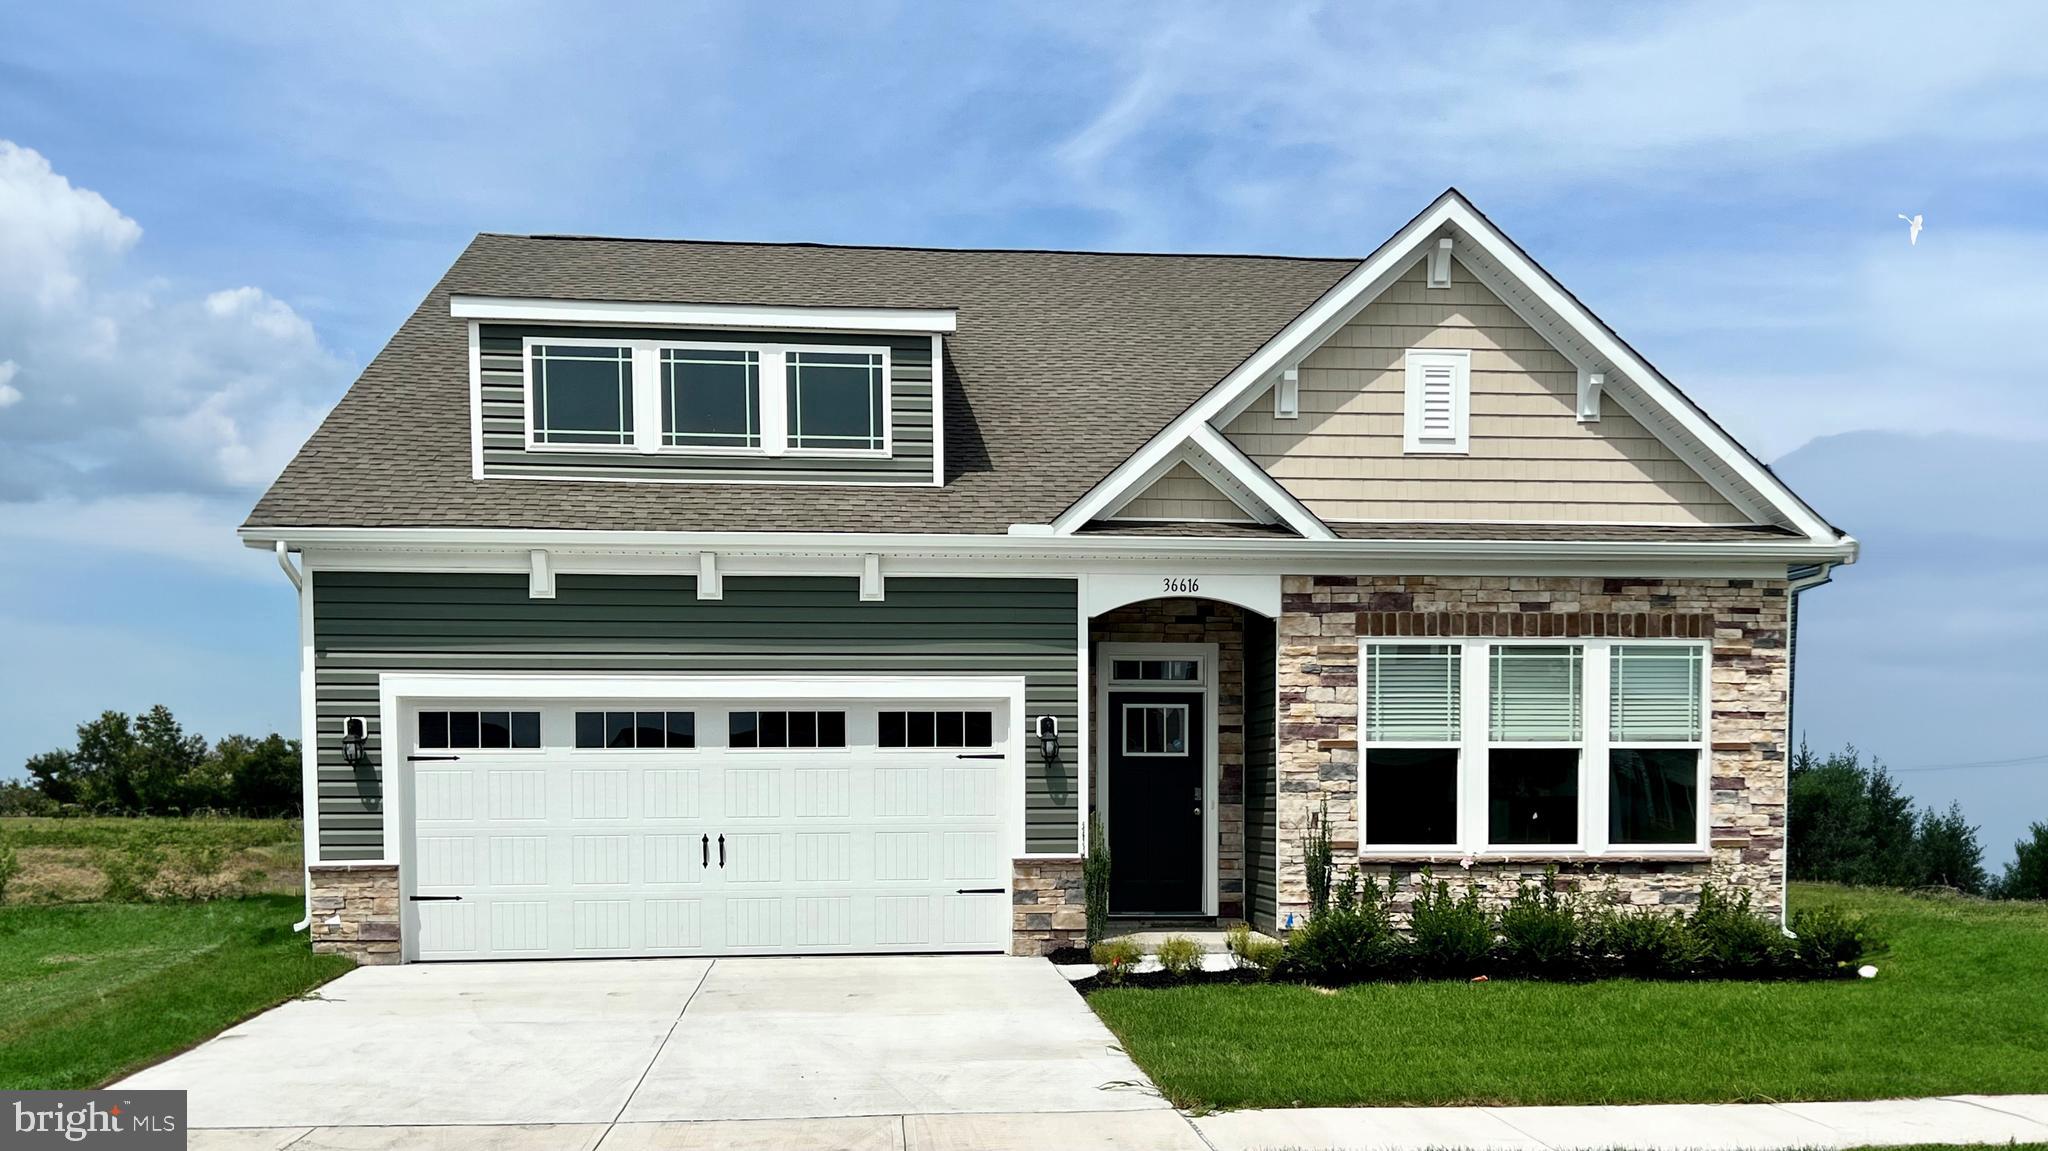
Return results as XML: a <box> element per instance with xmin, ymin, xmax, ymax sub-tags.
<box><xmin>1497</xmin><ymin>870</ymin><xmax>1583</xmax><ymax>978</ymax></box>
<box><xmin>1091</xmin><ymin>938</ymin><xmax>1143</xmax><ymax>985</ymax></box>
<box><xmin>1224</xmin><ymin>922</ymin><xmax>1284</xmax><ymax>977</ymax></box>
<box><xmin>96</xmin><ymin>826</ymin><xmax>170</xmax><ymax>903</ymax></box>
<box><xmin>1586</xmin><ymin>905</ymin><xmax>1692</xmax><ymax>978</ymax></box>
<box><xmin>1408</xmin><ymin>872</ymin><xmax>1493</xmax><ymax>977</ymax></box>
<box><xmin>1788</xmin><ymin>904</ymin><xmax>1879</xmax><ymax>976</ymax></box>
<box><xmin>1155</xmin><ymin>935</ymin><xmax>1205</xmax><ymax>979</ymax></box>
<box><xmin>1304</xmin><ymin>798</ymin><xmax>1335</xmax><ymax>918</ymax></box>
<box><xmin>1687</xmin><ymin>884</ymin><xmax>1789</xmax><ymax>977</ymax></box>
<box><xmin>1083</xmin><ymin>817</ymin><xmax>1112</xmax><ymax>945</ymax></box>
<box><xmin>1283</xmin><ymin>873</ymin><xmax>1403</xmax><ymax>985</ymax></box>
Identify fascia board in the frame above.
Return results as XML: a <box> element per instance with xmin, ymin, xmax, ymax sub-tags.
<box><xmin>451</xmin><ymin>295</ymin><xmax>957</xmax><ymax>334</ymax></box>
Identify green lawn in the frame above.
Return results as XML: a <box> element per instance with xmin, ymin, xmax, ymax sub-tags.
<box><xmin>0</xmin><ymin>895</ymin><xmax>352</xmax><ymax>1089</ymax></box>
<box><xmin>1088</xmin><ymin>885</ymin><xmax>2048</xmax><ymax>1110</ymax></box>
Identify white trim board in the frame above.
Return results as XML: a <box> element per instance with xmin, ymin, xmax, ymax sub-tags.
<box><xmin>453</xmin><ymin>295</ymin><xmax>956</xmax><ymax>334</ymax></box>
<box><xmin>1048</xmin><ymin>189</ymin><xmax>1842</xmax><ymax>545</ymax></box>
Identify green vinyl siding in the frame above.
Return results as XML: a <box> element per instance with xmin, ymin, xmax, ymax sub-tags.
<box><xmin>1245</xmin><ymin>614</ymin><xmax>1278</xmax><ymax>931</ymax></box>
<box><xmin>309</xmin><ymin>572</ymin><xmax>1077</xmax><ymax>861</ymax></box>
<box><xmin>480</xmin><ymin>324</ymin><xmax>934</xmax><ymax>483</ymax></box>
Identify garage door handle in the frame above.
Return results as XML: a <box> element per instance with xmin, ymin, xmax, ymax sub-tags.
<box><xmin>407</xmin><ymin>754</ymin><xmax>460</xmax><ymax>762</ymax></box>
<box><xmin>409</xmin><ymin>895</ymin><xmax>462</xmax><ymax>902</ymax></box>
<box><xmin>701</xmin><ymin>834</ymin><xmax>709</xmax><ymax>868</ymax></box>
<box><xmin>718</xmin><ymin>834</ymin><xmax>725</xmax><ymax>868</ymax></box>
<box><xmin>956</xmin><ymin>888</ymin><xmax>1004</xmax><ymax>894</ymax></box>
<box><xmin>955</xmin><ymin>753</ymin><xmax>1003</xmax><ymax>760</ymax></box>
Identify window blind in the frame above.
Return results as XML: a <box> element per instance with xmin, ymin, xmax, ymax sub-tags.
<box><xmin>1366</xmin><ymin>644</ymin><xmax>1461</xmax><ymax>742</ymax></box>
<box><xmin>1490</xmin><ymin>645</ymin><xmax>1582</xmax><ymax>741</ymax></box>
<box><xmin>1610</xmin><ymin>646</ymin><xmax>1703</xmax><ymax>742</ymax></box>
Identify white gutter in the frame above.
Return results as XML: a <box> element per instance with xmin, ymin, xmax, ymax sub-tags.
<box><xmin>1780</xmin><ymin>559</ymin><xmax>1841</xmax><ymax>931</ymax></box>
<box><xmin>241</xmin><ymin>525</ymin><xmax>1860</xmax><ymax>566</ymax></box>
<box><xmin>274</xmin><ymin>540</ymin><xmax>304</xmax><ymax>592</ymax></box>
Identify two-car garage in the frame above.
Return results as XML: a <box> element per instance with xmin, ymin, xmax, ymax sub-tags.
<box><xmin>386</xmin><ymin>676</ymin><xmax>1024</xmax><ymax>961</ymax></box>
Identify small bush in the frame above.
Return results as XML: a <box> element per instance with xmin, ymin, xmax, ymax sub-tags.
<box><xmin>1687</xmin><ymin>884</ymin><xmax>1789</xmax><ymax>977</ymax></box>
<box><xmin>1408</xmin><ymin>873</ymin><xmax>1493</xmax><ymax>977</ymax></box>
<box><xmin>1092</xmin><ymin>938</ymin><xmax>1143</xmax><ymax>985</ymax></box>
<box><xmin>1304</xmin><ymin>798</ymin><xmax>1335</xmax><ymax>917</ymax></box>
<box><xmin>1586</xmin><ymin>905</ymin><xmax>1692</xmax><ymax>978</ymax></box>
<box><xmin>1497</xmin><ymin>870</ymin><xmax>1584</xmax><ymax>978</ymax></box>
<box><xmin>1225</xmin><ymin>923</ymin><xmax>1284</xmax><ymax>977</ymax></box>
<box><xmin>1083</xmin><ymin>818</ymin><xmax>1112</xmax><ymax>945</ymax></box>
<box><xmin>1281</xmin><ymin>874</ymin><xmax>1403</xmax><ymax>985</ymax></box>
<box><xmin>96</xmin><ymin>830</ymin><xmax>169</xmax><ymax>903</ymax></box>
<box><xmin>1788</xmin><ymin>904</ymin><xmax>1879</xmax><ymax>976</ymax></box>
<box><xmin>1155</xmin><ymin>935</ymin><xmax>1205</xmax><ymax>979</ymax></box>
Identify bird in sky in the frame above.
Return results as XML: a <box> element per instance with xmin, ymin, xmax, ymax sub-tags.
<box><xmin>1898</xmin><ymin>213</ymin><xmax>1924</xmax><ymax>245</ymax></box>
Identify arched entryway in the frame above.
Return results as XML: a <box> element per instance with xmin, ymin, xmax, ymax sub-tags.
<box><xmin>1088</xmin><ymin>596</ymin><xmax>1278</xmax><ymax>927</ymax></box>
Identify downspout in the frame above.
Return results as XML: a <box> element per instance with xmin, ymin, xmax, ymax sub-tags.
<box><xmin>1781</xmin><ymin>560</ymin><xmax>1836</xmax><ymax>929</ymax></box>
<box><xmin>275</xmin><ymin>542</ymin><xmax>312</xmax><ymax>932</ymax></box>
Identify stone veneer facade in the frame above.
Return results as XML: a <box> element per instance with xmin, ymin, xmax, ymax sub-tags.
<box><xmin>1275</xmin><ymin>575</ymin><xmax>1790</xmax><ymax>929</ymax></box>
<box><xmin>309</xmin><ymin>863</ymin><xmax>401</xmax><ymax>965</ymax></box>
<box><xmin>1010</xmin><ymin>856</ymin><xmax>1086</xmax><ymax>955</ymax></box>
<box><xmin>1090</xmin><ymin>598</ymin><xmax>1247</xmax><ymax>918</ymax></box>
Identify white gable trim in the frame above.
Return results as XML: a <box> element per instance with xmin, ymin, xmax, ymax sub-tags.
<box><xmin>1099</xmin><ymin>431</ymin><xmax>1334</xmax><ymax>540</ymax></box>
<box><xmin>1048</xmin><ymin>192</ymin><xmax>1839</xmax><ymax>543</ymax></box>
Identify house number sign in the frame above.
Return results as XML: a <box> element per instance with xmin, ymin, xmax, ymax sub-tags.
<box><xmin>1083</xmin><ymin>572</ymin><xmax>1281</xmax><ymax>618</ymax></box>
<box><xmin>1162</xmin><ymin>576</ymin><xmax>1201</xmax><ymax>594</ymax></box>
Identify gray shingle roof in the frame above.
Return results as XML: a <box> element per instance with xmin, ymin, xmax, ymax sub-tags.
<box><xmin>245</xmin><ymin>235</ymin><xmax>1358</xmax><ymax>533</ymax></box>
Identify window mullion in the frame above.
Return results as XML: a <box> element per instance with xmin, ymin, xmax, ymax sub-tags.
<box><xmin>630</xmin><ymin>343</ymin><xmax>660</xmax><ymax>454</ymax></box>
<box><xmin>760</xmin><ymin>347</ymin><xmax>789</xmax><ymax>455</ymax></box>
<box><xmin>1584</xmin><ymin>640</ymin><xmax>1612</xmax><ymax>854</ymax></box>
<box><xmin>1459</xmin><ymin>638</ymin><xmax>1488</xmax><ymax>851</ymax></box>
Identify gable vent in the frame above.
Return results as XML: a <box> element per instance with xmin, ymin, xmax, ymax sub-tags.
<box><xmin>1403</xmin><ymin>348</ymin><xmax>1470</xmax><ymax>454</ymax></box>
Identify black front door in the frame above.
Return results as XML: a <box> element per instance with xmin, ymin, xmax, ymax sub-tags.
<box><xmin>1107</xmin><ymin>691</ymin><xmax>1204</xmax><ymax>914</ymax></box>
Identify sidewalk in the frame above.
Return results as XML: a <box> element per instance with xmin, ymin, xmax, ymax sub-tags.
<box><xmin>1194</xmin><ymin>1094</ymin><xmax>2048</xmax><ymax>1151</ymax></box>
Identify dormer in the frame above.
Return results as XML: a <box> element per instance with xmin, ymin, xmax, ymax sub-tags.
<box><xmin>452</xmin><ymin>296</ymin><xmax>954</xmax><ymax>487</ymax></box>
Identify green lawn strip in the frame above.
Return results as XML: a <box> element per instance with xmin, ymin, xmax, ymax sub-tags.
<box><xmin>0</xmin><ymin>896</ymin><xmax>353</xmax><ymax>1089</ymax></box>
<box><xmin>1088</xmin><ymin>885</ymin><xmax>2048</xmax><ymax>1110</ymax></box>
<box><xmin>0</xmin><ymin>816</ymin><xmax>299</xmax><ymax>851</ymax></box>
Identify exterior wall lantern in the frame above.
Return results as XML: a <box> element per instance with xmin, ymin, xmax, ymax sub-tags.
<box><xmin>1036</xmin><ymin>715</ymin><xmax>1060</xmax><ymax>768</ymax></box>
<box><xmin>341</xmin><ymin>716</ymin><xmax>369</xmax><ymax>766</ymax></box>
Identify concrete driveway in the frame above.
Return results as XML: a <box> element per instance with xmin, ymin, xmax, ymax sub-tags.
<box><xmin>117</xmin><ymin>955</ymin><xmax>1202</xmax><ymax>1150</ymax></box>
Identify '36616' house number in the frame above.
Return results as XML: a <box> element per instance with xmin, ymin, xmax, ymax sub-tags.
<box><xmin>1162</xmin><ymin>577</ymin><xmax>1201</xmax><ymax>594</ymax></box>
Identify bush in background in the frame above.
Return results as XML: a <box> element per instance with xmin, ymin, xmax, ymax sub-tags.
<box><xmin>0</xmin><ymin>834</ymin><xmax>18</xmax><ymax>900</ymax></box>
<box><xmin>1789</xmin><ymin>742</ymin><xmax>1988</xmax><ymax>894</ymax></box>
<box><xmin>1995</xmin><ymin>822</ymin><xmax>2048</xmax><ymax>901</ymax></box>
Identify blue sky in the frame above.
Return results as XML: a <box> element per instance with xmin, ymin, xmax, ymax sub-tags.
<box><xmin>1</xmin><ymin>2</ymin><xmax>2043</xmax><ymax>863</ymax></box>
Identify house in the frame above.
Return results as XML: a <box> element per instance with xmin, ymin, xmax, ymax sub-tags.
<box><xmin>243</xmin><ymin>190</ymin><xmax>1854</xmax><ymax>964</ymax></box>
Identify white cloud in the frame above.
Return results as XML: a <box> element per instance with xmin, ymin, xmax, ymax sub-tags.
<box><xmin>0</xmin><ymin>492</ymin><xmax>275</xmax><ymax>578</ymax></box>
<box><xmin>0</xmin><ymin>139</ymin><xmax>352</xmax><ymax>505</ymax></box>
<box><xmin>0</xmin><ymin>360</ymin><xmax>19</xmax><ymax>409</ymax></box>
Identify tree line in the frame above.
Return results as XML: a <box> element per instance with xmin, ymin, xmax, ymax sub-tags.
<box><xmin>2</xmin><ymin>706</ymin><xmax>300</xmax><ymax>818</ymax></box>
<box><xmin>1790</xmin><ymin>742</ymin><xmax>2046</xmax><ymax>901</ymax></box>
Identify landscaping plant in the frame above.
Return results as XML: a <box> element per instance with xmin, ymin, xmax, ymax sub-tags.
<box><xmin>1496</xmin><ymin>869</ymin><xmax>1584</xmax><ymax>979</ymax></box>
<box><xmin>1083</xmin><ymin>816</ymin><xmax>1112</xmax><ymax>944</ymax></box>
<box><xmin>1686</xmin><ymin>883</ymin><xmax>1789</xmax><ymax>977</ymax></box>
<box><xmin>1224</xmin><ymin>922</ymin><xmax>1283</xmax><ymax>977</ymax></box>
<box><xmin>1279</xmin><ymin>871</ymin><xmax>1402</xmax><ymax>985</ymax></box>
<box><xmin>1789</xmin><ymin>903</ymin><xmax>1881</xmax><ymax>976</ymax></box>
<box><xmin>1155</xmin><ymin>935</ymin><xmax>1205</xmax><ymax>980</ymax></box>
<box><xmin>1303</xmin><ymin>798</ymin><xmax>1335</xmax><ymax>918</ymax></box>
<box><xmin>1406</xmin><ymin>870</ymin><xmax>1494</xmax><ymax>977</ymax></box>
<box><xmin>1584</xmin><ymin>904</ymin><xmax>1691</xmax><ymax>979</ymax></box>
<box><xmin>1091</xmin><ymin>937</ymin><xmax>1142</xmax><ymax>985</ymax></box>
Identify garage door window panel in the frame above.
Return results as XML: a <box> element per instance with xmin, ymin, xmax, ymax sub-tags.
<box><xmin>729</xmin><ymin>710</ymin><xmax>847</xmax><ymax>750</ymax></box>
<box><xmin>417</xmin><ymin>709</ymin><xmax>541</xmax><ymax>751</ymax></box>
<box><xmin>574</xmin><ymin>710</ymin><xmax>696</xmax><ymax>749</ymax></box>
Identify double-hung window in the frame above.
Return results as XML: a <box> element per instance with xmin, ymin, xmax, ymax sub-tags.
<box><xmin>524</xmin><ymin>338</ymin><xmax>888</xmax><ymax>458</ymax></box>
<box><xmin>1362</xmin><ymin>644</ymin><xmax>1461</xmax><ymax>846</ymax></box>
<box><xmin>1361</xmin><ymin>638</ymin><xmax>1708</xmax><ymax>856</ymax></box>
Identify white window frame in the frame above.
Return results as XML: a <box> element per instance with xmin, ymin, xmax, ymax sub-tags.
<box><xmin>1359</xmin><ymin>636</ymin><xmax>1710</xmax><ymax>859</ymax></box>
<box><xmin>521</xmin><ymin>335</ymin><xmax>891</xmax><ymax>460</ymax></box>
<box><xmin>1402</xmin><ymin>347</ymin><xmax>1470</xmax><ymax>455</ymax></box>
<box><xmin>1120</xmin><ymin>702</ymin><xmax>1192</xmax><ymax>758</ymax></box>
<box><xmin>1357</xmin><ymin>644</ymin><xmax>1464</xmax><ymax>854</ymax></box>
<box><xmin>568</xmin><ymin>706</ymin><xmax>702</xmax><ymax>753</ymax></box>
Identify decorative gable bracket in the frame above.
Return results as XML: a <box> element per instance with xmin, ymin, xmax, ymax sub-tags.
<box><xmin>1577</xmin><ymin>369</ymin><xmax>1605</xmax><ymax>423</ymax></box>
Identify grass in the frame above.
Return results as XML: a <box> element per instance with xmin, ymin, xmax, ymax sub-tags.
<box><xmin>1</xmin><ymin>816</ymin><xmax>302</xmax><ymax>904</ymax></box>
<box><xmin>0</xmin><ymin>895</ymin><xmax>352</xmax><ymax>1089</ymax></box>
<box><xmin>1088</xmin><ymin>885</ymin><xmax>2048</xmax><ymax>1110</ymax></box>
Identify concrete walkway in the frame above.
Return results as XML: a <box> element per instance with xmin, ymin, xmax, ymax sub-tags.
<box><xmin>1194</xmin><ymin>1094</ymin><xmax>2048</xmax><ymax>1150</ymax></box>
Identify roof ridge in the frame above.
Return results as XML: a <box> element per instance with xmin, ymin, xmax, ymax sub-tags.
<box><xmin>474</xmin><ymin>232</ymin><xmax>1362</xmax><ymax>265</ymax></box>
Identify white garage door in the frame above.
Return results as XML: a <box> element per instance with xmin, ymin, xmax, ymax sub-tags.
<box><xmin>396</xmin><ymin>691</ymin><xmax>1015</xmax><ymax>960</ymax></box>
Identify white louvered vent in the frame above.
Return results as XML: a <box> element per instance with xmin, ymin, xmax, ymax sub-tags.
<box><xmin>1403</xmin><ymin>348</ymin><xmax>1470</xmax><ymax>454</ymax></box>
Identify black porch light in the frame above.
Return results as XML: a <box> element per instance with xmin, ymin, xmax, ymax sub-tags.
<box><xmin>341</xmin><ymin>716</ymin><xmax>369</xmax><ymax>766</ymax></box>
<box><xmin>1036</xmin><ymin>715</ymin><xmax>1061</xmax><ymax>767</ymax></box>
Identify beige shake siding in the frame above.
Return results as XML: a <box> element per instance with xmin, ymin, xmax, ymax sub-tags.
<box><xmin>1113</xmin><ymin>460</ymin><xmax>1254</xmax><ymax>522</ymax></box>
<box><xmin>1224</xmin><ymin>259</ymin><xmax>1745</xmax><ymax>524</ymax></box>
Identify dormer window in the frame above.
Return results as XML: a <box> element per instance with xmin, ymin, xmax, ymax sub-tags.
<box><xmin>522</xmin><ymin>337</ymin><xmax>890</xmax><ymax>459</ymax></box>
<box><xmin>787</xmin><ymin>350</ymin><xmax>886</xmax><ymax>453</ymax></box>
<box><xmin>531</xmin><ymin>344</ymin><xmax>634</xmax><ymax>446</ymax></box>
<box><xmin>663</xmin><ymin>348</ymin><xmax>761</xmax><ymax>450</ymax></box>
